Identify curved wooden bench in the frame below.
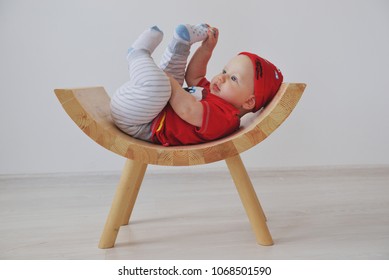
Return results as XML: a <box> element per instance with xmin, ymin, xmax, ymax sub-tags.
<box><xmin>55</xmin><ymin>83</ymin><xmax>306</xmax><ymax>248</ymax></box>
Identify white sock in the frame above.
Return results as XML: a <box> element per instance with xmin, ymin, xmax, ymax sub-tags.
<box><xmin>129</xmin><ymin>26</ymin><xmax>163</xmax><ymax>55</ymax></box>
<box><xmin>174</xmin><ymin>23</ymin><xmax>209</xmax><ymax>45</ymax></box>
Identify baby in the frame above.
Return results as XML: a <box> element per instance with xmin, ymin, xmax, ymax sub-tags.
<box><xmin>111</xmin><ymin>24</ymin><xmax>283</xmax><ymax>146</ymax></box>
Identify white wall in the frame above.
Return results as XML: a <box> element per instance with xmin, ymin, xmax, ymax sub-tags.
<box><xmin>1</xmin><ymin>0</ymin><xmax>388</xmax><ymax>175</ymax></box>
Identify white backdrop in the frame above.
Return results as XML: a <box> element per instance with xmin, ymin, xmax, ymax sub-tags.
<box><xmin>1</xmin><ymin>0</ymin><xmax>388</xmax><ymax>175</ymax></box>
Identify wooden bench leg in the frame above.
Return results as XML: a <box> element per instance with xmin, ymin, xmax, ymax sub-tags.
<box><xmin>98</xmin><ymin>159</ymin><xmax>147</xmax><ymax>249</ymax></box>
<box><xmin>225</xmin><ymin>154</ymin><xmax>273</xmax><ymax>246</ymax></box>
<box><xmin>121</xmin><ymin>162</ymin><xmax>148</xmax><ymax>226</ymax></box>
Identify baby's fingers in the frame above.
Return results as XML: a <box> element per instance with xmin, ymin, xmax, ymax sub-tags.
<box><xmin>208</xmin><ymin>27</ymin><xmax>219</xmax><ymax>39</ymax></box>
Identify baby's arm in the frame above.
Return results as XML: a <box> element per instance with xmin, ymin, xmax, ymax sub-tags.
<box><xmin>185</xmin><ymin>27</ymin><xmax>219</xmax><ymax>87</ymax></box>
<box><xmin>168</xmin><ymin>76</ymin><xmax>203</xmax><ymax>127</ymax></box>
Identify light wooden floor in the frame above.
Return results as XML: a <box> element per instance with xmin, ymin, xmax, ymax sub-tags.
<box><xmin>0</xmin><ymin>165</ymin><xmax>388</xmax><ymax>260</ymax></box>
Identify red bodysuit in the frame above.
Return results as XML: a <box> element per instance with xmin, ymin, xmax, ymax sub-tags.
<box><xmin>151</xmin><ymin>78</ymin><xmax>240</xmax><ymax>146</ymax></box>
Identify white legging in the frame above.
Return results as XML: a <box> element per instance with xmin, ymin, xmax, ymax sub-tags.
<box><xmin>110</xmin><ymin>40</ymin><xmax>190</xmax><ymax>140</ymax></box>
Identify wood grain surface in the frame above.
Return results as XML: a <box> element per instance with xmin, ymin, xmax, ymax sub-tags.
<box><xmin>54</xmin><ymin>83</ymin><xmax>306</xmax><ymax>166</ymax></box>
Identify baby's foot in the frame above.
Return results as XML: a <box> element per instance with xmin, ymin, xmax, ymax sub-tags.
<box><xmin>129</xmin><ymin>25</ymin><xmax>163</xmax><ymax>55</ymax></box>
<box><xmin>174</xmin><ymin>23</ymin><xmax>209</xmax><ymax>45</ymax></box>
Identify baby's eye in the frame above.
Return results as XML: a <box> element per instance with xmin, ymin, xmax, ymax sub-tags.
<box><xmin>231</xmin><ymin>75</ymin><xmax>237</xmax><ymax>82</ymax></box>
<box><xmin>222</xmin><ymin>70</ymin><xmax>226</xmax><ymax>74</ymax></box>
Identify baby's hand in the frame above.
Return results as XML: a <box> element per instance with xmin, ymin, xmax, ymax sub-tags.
<box><xmin>201</xmin><ymin>26</ymin><xmax>219</xmax><ymax>52</ymax></box>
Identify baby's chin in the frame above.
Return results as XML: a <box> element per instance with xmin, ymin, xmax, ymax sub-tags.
<box><xmin>210</xmin><ymin>90</ymin><xmax>220</xmax><ymax>97</ymax></box>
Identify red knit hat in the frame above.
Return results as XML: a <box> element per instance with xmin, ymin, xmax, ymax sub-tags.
<box><xmin>239</xmin><ymin>52</ymin><xmax>283</xmax><ymax>112</ymax></box>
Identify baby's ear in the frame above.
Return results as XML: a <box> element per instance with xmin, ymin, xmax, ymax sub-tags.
<box><xmin>242</xmin><ymin>95</ymin><xmax>256</xmax><ymax>111</ymax></box>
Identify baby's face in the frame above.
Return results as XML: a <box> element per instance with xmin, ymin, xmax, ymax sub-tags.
<box><xmin>210</xmin><ymin>55</ymin><xmax>254</xmax><ymax>110</ymax></box>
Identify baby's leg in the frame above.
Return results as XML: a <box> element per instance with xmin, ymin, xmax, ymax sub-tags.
<box><xmin>159</xmin><ymin>24</ymin><xmax>208</xmax><ymax>86</ymax></box>
<box><xmin>111</xmin><ymin>27</ymin><xmax>171</xmax><ymax>134</ymax></box>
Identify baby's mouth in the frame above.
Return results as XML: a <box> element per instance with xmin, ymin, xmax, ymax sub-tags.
<box><xmin>212</xmin><ymin>84</ymin><xmax>220</xmax><ymax>94</ymax></box>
